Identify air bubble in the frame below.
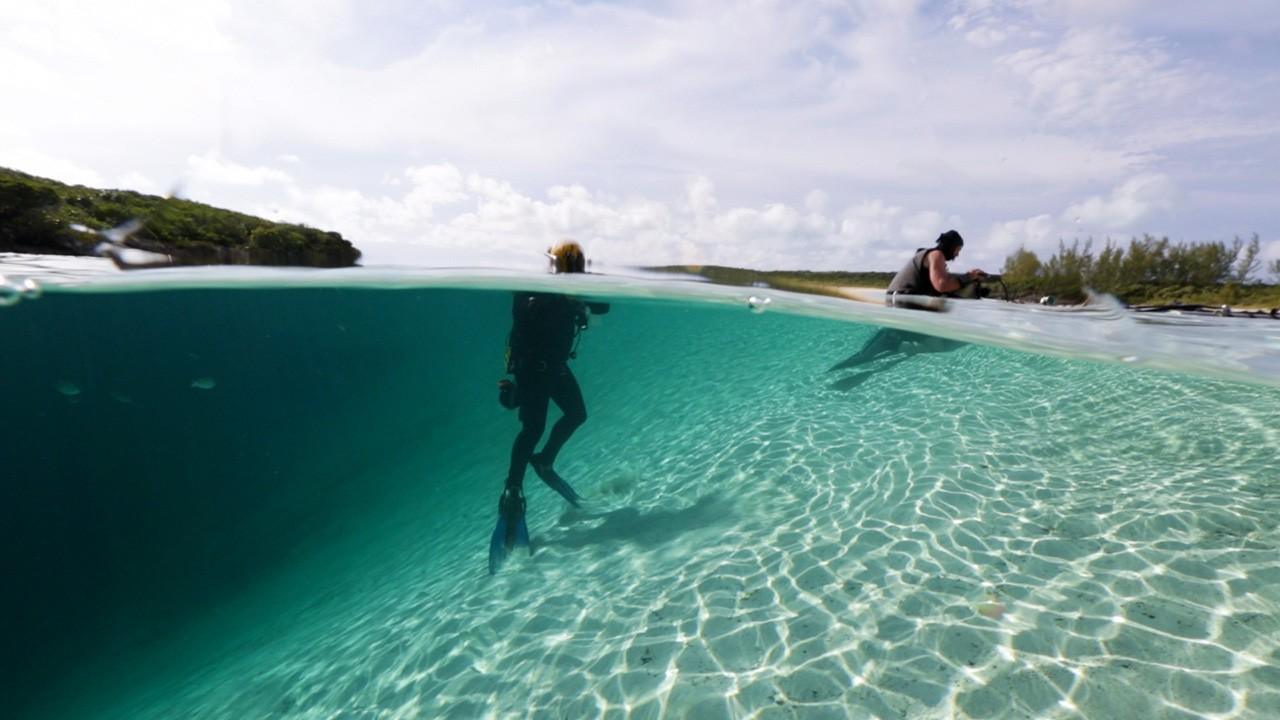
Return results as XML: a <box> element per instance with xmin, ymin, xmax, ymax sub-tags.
<box><xmin>21</xmin><ymin>278</ymin><xmax>43</xmax><ymax>300</ymax></box>
<box><xmin>0</xmin><ymin>277</ymin><xmax>20</xmax><ymax>307</ymax></box>
<box><xmin>748</xmin><ymin>295</ymin><xmax>772</xmax><ymax>314</ymax></box>
<box><xmin>0</xmin><ymin>275</ymin><xmax>44</xmax><ymax>306</ymax></box>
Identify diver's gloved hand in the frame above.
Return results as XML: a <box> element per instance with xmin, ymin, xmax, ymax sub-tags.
<box><xmin>489</xmin><ymin>487</ymin><xmax>530</xmax><ymax>575</ymax></box>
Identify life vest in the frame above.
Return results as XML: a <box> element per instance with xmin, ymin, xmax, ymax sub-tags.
<box><xmin>886</xmin><ymin>247</ymin><xmax>944</xmax><ymax>296</ymax></box>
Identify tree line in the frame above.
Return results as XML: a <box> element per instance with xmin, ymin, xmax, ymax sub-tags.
<box><xmin>1000</xmin><ymin>234</ymin><xmax>1278</xmax><ymax>306</ymax></box>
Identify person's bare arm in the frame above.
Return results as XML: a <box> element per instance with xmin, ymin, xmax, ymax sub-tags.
<box><xmin>927</xmin><ymin>253</ymin><xmax>987</xmax><ymax>294</ymax></box>
<box><xmin>926</xmin><ymin>251</ymin><xmax>963</xmax><ymax>294</ymax></box>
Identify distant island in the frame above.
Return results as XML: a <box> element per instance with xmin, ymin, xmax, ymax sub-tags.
<box><xmin>0</xmin><ymin>167</ymin><xmax>360</xmax><ymax>267</ymax></box>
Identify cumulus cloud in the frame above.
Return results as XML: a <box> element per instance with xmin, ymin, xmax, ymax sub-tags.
<box><xmin>204</xmin><ymin>157</ymin><xmax>1186</xmax><ymax>273</ymax></box>
<box><xmin>839</xmin><ymin>201</ymin><xmax>904</xmax><ymax>244</ymax></box>
<box><xmin>403</xmin><ymin>164</ymin><xmax>468</xmax><ymax>213</ymax></box>
<box><xmin>986</xmin><ymin>214</ymin><xmax>1057</xmax><ymax>259</ymax></box>
<box><xmin>186</xmin><ymin>151</ymin><xmax>293</xmax><ymax>188</ymax></box>
<box><xmin>250</xmin><ymin>165</ymin><xmax>960</xmax><ymax>270</ymax></box>
<box><xmin>804</xmin><ymin>190</ymin><xmax>829</xmax><ymax>214</ymax></box>
<box><xmin>116</xmin><ymin>172</ymin><xmax>161</xmax><ymax>195</ymax></box>
<box><xmin>984</xmin><ymin>173</ymin><xmax>1178</xmax><ymax>265</ymax></box>
<box><xmin>1062</xmin><ymin>173</ymin><xmax>1176</xmax><ymax>230</ymax></box>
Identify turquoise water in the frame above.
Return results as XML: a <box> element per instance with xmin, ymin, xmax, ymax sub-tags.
<box><xmin>3</xmin><ymin>261</ymin><xmax>1279</xmax><ymax>719</ymax></box>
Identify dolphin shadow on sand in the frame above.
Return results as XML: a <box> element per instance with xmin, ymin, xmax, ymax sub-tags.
<box><xmin>827</xmin><ymin>328</ymin><xmax>965</xmax><ymax>391</ymax></box>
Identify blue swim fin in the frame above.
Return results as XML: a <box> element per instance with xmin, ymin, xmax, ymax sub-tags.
<box><xmin>530</xmin><ymin>456</ymin><xmax>583</xmax><ymax>508</ymax></box>
<box><xmin>488</xmin><ymin>488</ymin><xmax>531</xmax><ymax>575</ymax></box>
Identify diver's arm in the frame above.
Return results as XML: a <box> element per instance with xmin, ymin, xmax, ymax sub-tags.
<box><xmin>508</xmin><ymin>293</ymin><xmax>533</xmax><ymax>357</ymax></box>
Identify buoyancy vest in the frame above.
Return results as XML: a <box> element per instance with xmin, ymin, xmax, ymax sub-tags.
<box><xmin>886</xmin><ymin>247</ymin><xmax>944</xmax><ymax>296</ymax></box>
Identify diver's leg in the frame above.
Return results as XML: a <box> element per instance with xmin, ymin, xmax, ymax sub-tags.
<box><xmin>538</xmin><ymin>368</ymin><xmax>586</xmax><ymax>465</ymax></box>
<box><xmin>529</xmin><ymin>368</ymin><xmax>586</xmax><ymax>507</ymax></box>
<box><xmin>505</xmin><ymin>374</ymin><xmax>550</xmax><ymax>491</ymax></box>
<box><xmin>492</xmin><ymin>374</ymin><xmax>548</xmax><ymax>573</ymax></box>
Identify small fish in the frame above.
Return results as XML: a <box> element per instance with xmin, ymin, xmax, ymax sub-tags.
<box><xmin>190</xmin><ymin>377</ymin><xmax>217</xmax><ymax>390</ymax></box>
<box><xmin>56</xmin><ymin>381</ymin><xmax>81</xmax><ymax>396</ymax></box>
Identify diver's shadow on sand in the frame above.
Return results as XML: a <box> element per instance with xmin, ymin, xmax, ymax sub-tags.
<box><xmin>827</xmin><ymin>328</ymin><xmax>965</xmax><ymax>392</ymax></box>
<box><xmin>545</xmin><ymin>494</ymin><xmax>733</xmax><ymax>551</ymax></box>
<box><xmin>828</xmin><ymin>356</ymin><xmax>908</xmax><ymax>391</ymax></box>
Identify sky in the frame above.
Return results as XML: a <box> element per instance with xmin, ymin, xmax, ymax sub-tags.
<box><xmin>2</xmin><ymin>0</ymin><xmax>1279</xmax><ymax>273</ymax></box>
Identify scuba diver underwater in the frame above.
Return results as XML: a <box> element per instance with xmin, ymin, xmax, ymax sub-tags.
<box><xmin>490</xmin><ymin>240</ymin><xmax>610</xmax><ymax>574</ymax></box>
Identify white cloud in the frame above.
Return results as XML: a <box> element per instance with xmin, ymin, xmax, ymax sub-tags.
<box><xmin>986</xmin><ymin>214</ymin><xmax>1057</xmax><ymax>260</ymax></box>
<box><xmin>0</xmin><ymin>147</ymin><xmax>104</xmax><ymax>187</ymax></box>
<box><xmin>1261</xmin><ymin>239</ymin><xmax>1280</xmax><ymax>279</ymax></box>
<box><xmin>965</xmin><ymin>27</ymin><xmax>1009</xmax><ymax>48</ymax></box>
<box><xmin>687</xmin><ymin>177</ymin><xmax>718</xmax><ymax>222</ymax></box>
<box><xmin>804</xmin><ymin>190</ymin><xmax>829</xmax><ymax>214</ymax></box>
<box><xmin>901</xmin><ymin>211</ymin><xmax>946</xmax><ymax>242</ymax></box>
<box><xmin>245</xmin><ymin>164</ymin><xmax>964</xmax><ymax>270</ymax></box>
<box><xmin>232</xmin><ymin>162</ymin><xmax>1187</xmax><ymax>273</ymax></box>
<box><xmin>998</xmin><ymin>27</ymin><xmax>1196</xmax><ymax>127</ymax></box>
<box><xmin>116</xmin><ymin>172</ymin><xmax>161</xmax><ymax>195</ymax></box>
<box><xmin>0</xmin><ymin>1</ymin><xmax>233</xmax><ymax>143</ymax></box>
<box><xmin>403</xmin><ymin>164</ymin><xmax>468</xmax><ymax>213</ymax></box>
<box><xmin>186</xmin><ymin>151</ymin><xmax>293</xmax><ymax>188</ymax></box>
<box><xmin>983</xmin><ymin>172</ymin><xmax>1179</xmax><ymax>266</ymax></box>
<box><xmin>1062</xmin><ymin>173</ymin><xmax>1175</xmax><ymax>230</ymax></box>
<box><xmin>839</xmin><ymin>201</ymin><xmax>904</xmax><ymax>244</ymax></box>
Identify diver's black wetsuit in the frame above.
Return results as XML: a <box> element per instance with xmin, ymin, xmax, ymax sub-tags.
<box><xmin>504</xmin><ymin>292</ymin><xmax>609</xmax><ymax>491</ymax></box>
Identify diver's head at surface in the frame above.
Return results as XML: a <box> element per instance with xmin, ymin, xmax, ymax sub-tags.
<box><xmin>548</xmin><ymin>239</ymin><xmax>587</xmax><ymax>274</ymax></box>
<box><xmin>936</xmin><ymin>230</ymin><xmax>964</xmax><ymax>261</ymax></box>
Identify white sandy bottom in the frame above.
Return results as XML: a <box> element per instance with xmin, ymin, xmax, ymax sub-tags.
<box><xmin>109</xmin><ymin>329</ymin><xmax>1280</xmax><ymax>720</ymax></box>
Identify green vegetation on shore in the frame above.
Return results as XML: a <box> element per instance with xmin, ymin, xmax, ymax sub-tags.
<box><xmin>0</xmin><ymin>167</ymin><xmax>360</xmax><ymax>267</ymax></box>
<box><xmin>1001</xmin><ymin>235</ymin><xmax>1278</xmax><ymax>308</ymax></box>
